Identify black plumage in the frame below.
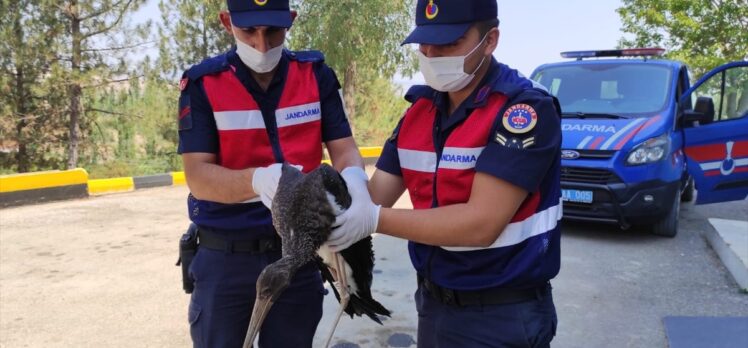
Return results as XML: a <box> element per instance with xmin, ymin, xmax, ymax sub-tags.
<box><xmin>243</xmin><ymin>163</ymin><xmax>390</xmax><ymax>348</ymax></box>
<box><xmin>316</xmin><ymin>236</ymin><xmax>389</xmax><ymax>324</ymax></box>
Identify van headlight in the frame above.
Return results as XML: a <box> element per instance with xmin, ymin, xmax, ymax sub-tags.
<box><xmin>626</xmin><ymin>134</ymin><xmax>670</xmax><ymax>165</ymax></box>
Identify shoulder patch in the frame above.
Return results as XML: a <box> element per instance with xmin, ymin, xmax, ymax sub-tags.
<box><xmin>178</xmin><ymin>91</ymin><xmax>192</xmax><ymax>131</ymax></box>
<box><xmin>502</xmin><ymin>104</ymin><xmax>538</xmax><ymax>134</ymax></box>
<box><xmin>179</xmin><ymin>77</ymin><xmax>189</xmax><ymax>91</ymax></box>
<box><xmin>288</xmin><ymin>50</ymin><xmax>325</xmax><ymax>63</ymax></box>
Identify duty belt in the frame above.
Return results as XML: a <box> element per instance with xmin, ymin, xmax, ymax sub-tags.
<box><xmin>198</xmin><ymin>227</ymin><xmax>281</xmax><ymax>254</ymax></box>
<box><xmin>418</xmin><ymin>275</ymin><xmax>550</xmax><ymax>307</ymax></box>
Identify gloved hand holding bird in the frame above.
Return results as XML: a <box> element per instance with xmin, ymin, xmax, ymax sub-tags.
<box><xmin>243</xmin><ymin>163</ymin><xmax>390</xmax><ymax>348</ymax></box>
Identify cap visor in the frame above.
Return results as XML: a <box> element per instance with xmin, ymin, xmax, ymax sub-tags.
<box><xmin>401</xmin><ymin>23</ymin><xmax>471</xmax><ymax>45</ymax></box>
<box><xmin>230</xmin><ymin>10</ymin><xmax>292</xmax><ymax>28</ymax></box>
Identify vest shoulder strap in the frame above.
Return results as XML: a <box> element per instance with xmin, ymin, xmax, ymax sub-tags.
<box><xmin>287</xmin><ymin>50</ymin><xmax>325</xmax><ymax>63</ymax></box>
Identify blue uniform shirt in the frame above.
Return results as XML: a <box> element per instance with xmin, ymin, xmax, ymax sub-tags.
<box><xmin>178</xmin><ymin>48</ymin><xmax>353</xmax><ymax>233</ymax></box>
<box><xmin>377</xmin><ymin>58</ymin><xmax>562</xmax><ymax>289</ymax></box>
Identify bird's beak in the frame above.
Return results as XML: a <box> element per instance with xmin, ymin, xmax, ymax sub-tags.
<box><xmin>244</xmin><ymin>297</ymin><xmax>274</xmax><ymax>347</ymax></box>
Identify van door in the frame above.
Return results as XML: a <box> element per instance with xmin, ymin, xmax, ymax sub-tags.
<box><xmin>680</xmin><ymin>61</ymin><xmax>748</xmax><ymax>204</ymax></box>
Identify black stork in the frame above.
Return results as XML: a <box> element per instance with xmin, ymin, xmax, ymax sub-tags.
<box><xmin>242</xmin><ymin>163</ymin><xmax>391</xmax><ymax>348</ymax></box>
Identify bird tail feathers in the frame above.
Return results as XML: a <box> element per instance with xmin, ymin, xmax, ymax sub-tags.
<box><xmin>315</xmin><ymin>257</ymin><xmax>392</xmax><ymax>325</ymax></box>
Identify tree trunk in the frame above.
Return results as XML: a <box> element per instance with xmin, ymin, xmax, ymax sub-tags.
<box><xmin>67</xmin><ymin>0</ymin><xmax>81</xmax><ymax>169</ymax></box>
<box><xmin>12</xmin><ymin>9</ymin><xmax>29</xmax><ymax>173</ymax></box>
<box><xmin>343</xmin><ymin>61</ymin><xmax>357</xmax><ymax>129</ymax></box>
<box><xmin>15</xmin><ymin>67</ymin><xmax>29</xmax><ymax>173</ymax></box>
<box><xmin>201</xmin><ymin>5</ymin><xmax>208</xmax><ymax>59</ymax></box>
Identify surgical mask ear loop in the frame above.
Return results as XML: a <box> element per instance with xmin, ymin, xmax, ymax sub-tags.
<box><xmin>465</xmin><ymin>33</ymin><xmax>489</xmax><ymax>72</ymax></box>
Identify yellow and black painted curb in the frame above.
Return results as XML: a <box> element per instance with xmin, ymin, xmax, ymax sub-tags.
<box><xmin>1</xmin><ymin>169</ymin><xmax>195</xmax><ymax>207</ymax></box>
<box><xmin>0</xmin><ymin>147</ymin><xmax>382</xmax><ymax>208</ymax></box>
<box><xmin>0</xmin><ymin>169</ymin><xmax>89</xmax><ymax>208</ymax></box>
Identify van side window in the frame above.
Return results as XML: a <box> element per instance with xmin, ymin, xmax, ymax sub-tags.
<box><xmin>691</xmin><ymin>66</ymin><xmax>748</xmax><ymax>122</ymax></box>
<box><xmin>725</xmin><ymin>67</ymin><xmax>748</xmax><ymax>120</ymax></box>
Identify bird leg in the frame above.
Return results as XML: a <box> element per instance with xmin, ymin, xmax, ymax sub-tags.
<box><xmin>323</xmin><ymin>252</ymin><xmax>350</xmax><ymax>348</ymax></box>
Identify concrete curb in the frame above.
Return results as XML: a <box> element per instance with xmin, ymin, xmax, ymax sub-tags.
<box><xmin>0</xmin><ymin>184</ymin><xmax>89</xmax><ymax>207</ymax></box>
<box><xmin>133</xmin><ymin>174</ymin><xmax>173</xmax><ymax>190</ymax></box>
<box><xmin>706</xmin><ymin>218</ymin><xmax>748</xmax><ymax>291</ymax></box>
<box><xmin>88</xmin><ymin>177</ymin><xmax>135</xmax><ymax>195</ymax></box>
<box><xmin>0</xmin><ymin>147</ymin><xmax>384</xmax><ymax>207</ymax></box>
<box><xmin>359</xmin><ymin>146</ymin><xmax>382</xmax><ymax>158</ymax></box>
<box><xmin>0</xmin><ymin>169</ymin><xmax>89</xmax><ymax>208</ymax></box>
<box><xmin>171</xmin><ymin>171</ymin><xmax>186</xmax><ymax>186</ymax></box>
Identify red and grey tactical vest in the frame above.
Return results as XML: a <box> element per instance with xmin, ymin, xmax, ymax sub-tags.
<box><xmin>201</xmin><ymin>60</ymin><xmax>323</xmax><ymax>172</ymax></box>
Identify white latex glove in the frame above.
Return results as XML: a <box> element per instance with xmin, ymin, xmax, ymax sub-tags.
<box><xmin>328</xmin><ymin>167</ymin><xmax>381</xmax><ymax>252</ymax></box>
<box><xmin>251</xmin><ymin>163</ymin><xmax>301</xmax><ymax>209</ymax></box>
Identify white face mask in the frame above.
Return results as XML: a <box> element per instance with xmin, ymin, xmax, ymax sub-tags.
<box><xmin>233</xmin><ymin>29</ymin><xmax>284</xmax><ymax>73</ymax></box>
<box><xmin>417</xmin><ymin>35</ymin><xmax>488</xmax><ymax>92</ymax></box>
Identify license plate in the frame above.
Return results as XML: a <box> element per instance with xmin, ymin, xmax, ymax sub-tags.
<box><xmin>562</xmin><ymin>189</ymin><xmax>593</xmax><ymax>203</ymax></box>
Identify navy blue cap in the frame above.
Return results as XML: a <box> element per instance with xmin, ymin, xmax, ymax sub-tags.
<box><xmin>403</xmin><ymin>0</ymin><xmax>498</xmax><ymax>45</ymax></box>
<box><xmin>227</xmin><ymin>0</ymin><xmax>292</xmax><ymax>28</ymax></box>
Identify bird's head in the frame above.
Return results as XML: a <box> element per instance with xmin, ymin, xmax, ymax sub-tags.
<box><xmin>256</xmin><ymin>262</ymin><xmax>293</xmax><ymax>302</ymax></box>
<box><xmin>245</xmin><ymin>259</ymin><xmax>294</xmax><ymax>345</ymax></box>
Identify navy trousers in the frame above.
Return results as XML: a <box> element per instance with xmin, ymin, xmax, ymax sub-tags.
<box><xmin>415</xmin><ymin>284</ymin><xmax>557</xmax><ymax>348</ymax></box>
<box><xmin>188</xmin><ymin>246</ymin><xmax>324</xmax><ymax>348</ymax></box>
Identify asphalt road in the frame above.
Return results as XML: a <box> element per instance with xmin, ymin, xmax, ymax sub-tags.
<box><xmin>551</xmin><ymin>200</ymin><xmax>748</xmax><ymax>347</ymax></box>
<box><xmin>0</xmin><ymin>184</ymin><xmax>745</xmax><ymax>347</ymax></box>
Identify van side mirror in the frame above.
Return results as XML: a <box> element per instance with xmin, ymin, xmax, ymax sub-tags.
<box><xmin>681</xmin><ymin>96</ymin><xmax>715</xmax><ymax>127</ymax></box>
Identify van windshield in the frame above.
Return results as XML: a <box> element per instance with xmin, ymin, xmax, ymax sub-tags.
<box><xmin>532</xmin><ymin>64</ymin><xmax>672</xmax><ymax>116</ymax></box>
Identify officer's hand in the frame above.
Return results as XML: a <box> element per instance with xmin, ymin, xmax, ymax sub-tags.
<box><xmin>328</xmin><ymin>167</ymin><xmax>381</xmax><ymax>252</ymax></box>
<box><xmin>251</xmin><ymin>163</ymin><xmax>302</xmax><ymax>209</ymax></box>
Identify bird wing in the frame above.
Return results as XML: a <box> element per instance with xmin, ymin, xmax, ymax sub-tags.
<box><xmin>273</xmin><ymin>164</ymin><xmax>336</xmax><ymax>258</ymax></box>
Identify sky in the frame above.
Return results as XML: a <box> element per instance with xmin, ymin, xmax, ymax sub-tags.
<box><xmin>136</xmin><ymin>0</ymin><xmax>626</xmax><ymax>82</ymax></box>
<box><xmin>495</xmin><ymin>0</ymin><xmax>625</xmax><ymax>76</ymax></box>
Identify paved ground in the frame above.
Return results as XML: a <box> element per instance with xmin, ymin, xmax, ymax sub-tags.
<box><xmin>1</xmin><ymin>183</ymin><xmax>746</xmax><ymax>347</ymax></box>
<box><xmin>707</xmin><ymin>218</ymin><xmax>748</xmax><ymax>290</ymax></box>
<box><xmin>551</xmin><ymin>200</ymin><xmax>748</xmax><ymax>348</ymax></box>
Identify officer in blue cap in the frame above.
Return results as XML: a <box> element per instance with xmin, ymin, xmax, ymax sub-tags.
<box><xmin>328</xmin><ymin>0</ymin><xmax>561</xmax><ymax>346</ymax></box>
<box><xmin>176</xmin><ymin>0</ymin><xmax>365</xmax><ymax>346</ymax></box>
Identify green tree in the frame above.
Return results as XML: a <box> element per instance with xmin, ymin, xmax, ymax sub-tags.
<box><xmin>289</xmin><ymin>0</ymin><xmax>416</xmax><ymax>124</ymax></box>
<box><xmin>55</xmin><ymin>0</ymin><xmax>150</xmax><ymax>169</ymax></box>
<box><xmin>86</xmin><ymin>60</ymin><xmax>184</xmax><ymax>179</ymax></box>
<box><xmin>352</xmin><ymin>77</ymin><xmax>410</xmax><ymax>146</ymax></box>
<box><xmin>0</xmin><ymin>0</ymin><xmax>69</xmax><ymax>172</ymax></box>
<box><xmin>157</xmin><ymin>0</ymin><xmax>233</xmax><ymax>77</ymax></box>
<box><xmin>618</xmin><ymin>0</ymin><xmax>748</xmax><ymax>78</ymax></box>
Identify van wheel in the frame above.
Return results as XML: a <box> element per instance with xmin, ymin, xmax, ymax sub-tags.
<box><xmin>681</xmin><ymin>177</ymin><xmax>695</xmax><ymax>202</ymax></box>
<box><xmin>652</xmin><ymin>195</ymin><xmax>680</xmax><ymax>238</ymax></box>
